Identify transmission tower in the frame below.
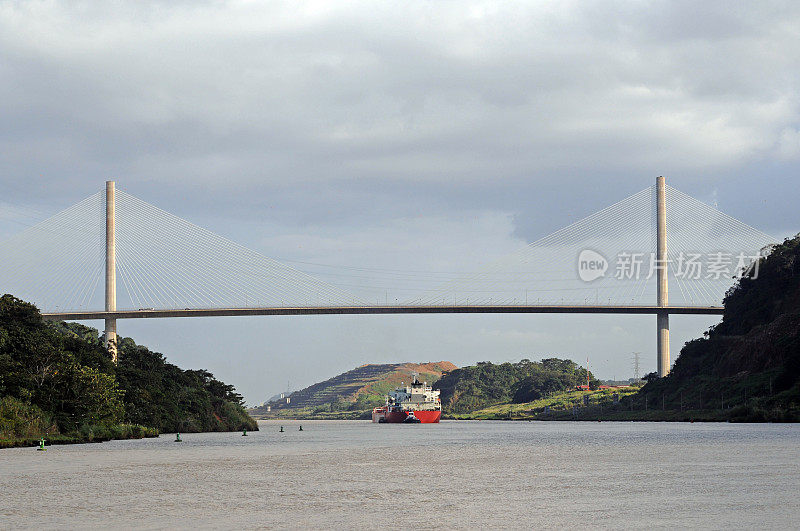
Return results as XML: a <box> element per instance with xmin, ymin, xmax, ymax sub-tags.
<box><xmin>632</xmin><ymin>352</ymin><xmax>642</xmax><ymax>383</ymax></box>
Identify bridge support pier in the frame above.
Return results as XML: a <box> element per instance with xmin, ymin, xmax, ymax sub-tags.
<box><xmin>105</xmin><ymin>318</ymin><xmax>117</xmax><ymax>362</ymax></box>
<box><xmin>657</xmin><ymin>311</ymin><xmax>669</xmax><ymax>377</ymax></box>
<box><xmin>656</xmin><ymin>176</ymin><xmax>670</xmax><ymax>377</ymax></box>
<box><xmin>105</xmin><ymin>180</ymin><xmax>118</xmax><ymax>363</ymax></box>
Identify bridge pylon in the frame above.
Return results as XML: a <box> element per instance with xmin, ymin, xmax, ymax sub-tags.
<box><xmin>656</xmin><ymin>176</ymin><xmax>670</xmax><ymax>377</ymax></box>
<box><xmin>105</xmin><ymin>180</ymin><xmax>117</xmax><ymax>363</ymax></box>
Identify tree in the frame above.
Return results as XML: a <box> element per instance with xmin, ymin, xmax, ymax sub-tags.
<box><xmin>47</xmin><ymin>364</ymin><xmax>124</xmax><ymax>430</ymax></box>
<box><xmin>0</xmin><ymin>293</ymin><xmax>257</xmax><ymax>436</ymax></box>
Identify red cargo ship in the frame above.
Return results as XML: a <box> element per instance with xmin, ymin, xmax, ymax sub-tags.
<box><xmin>372</xmin><ymin>373</ymin><xmax>441</xmax><ymax>423</ymax></box>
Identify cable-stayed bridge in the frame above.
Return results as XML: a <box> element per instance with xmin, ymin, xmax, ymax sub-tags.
<box><xmin>0</xmin><ymin>178</ymin><xmax>775</xmax><ymax>376</ymax></box>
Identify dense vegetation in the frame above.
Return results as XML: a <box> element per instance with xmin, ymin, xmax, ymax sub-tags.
<box><xmin>635</xmin><ymin>234</ymin><xmax>800</xmax><ymax>421</ymax></box>
<box><xmin>113</xmin><ymin>334</ymin><xmax>256</xmax><ymax>432</ymax></box>
<box><xmin>0</xmin><ymin>295</ymin><xmax>256</xmax><ymax>446</ymax></box>
<box><xmin>434</xmin><ymin>358</ymin><xmax>598</xmax><ymax>413</ymax></box>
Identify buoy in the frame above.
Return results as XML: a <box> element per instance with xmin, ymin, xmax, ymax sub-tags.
<box><xmin>299</xmin><ymin>425</ymin><xmax>303</xmax><ymax>431</ymax></box>
<box><xmin>242</xmin><ymin>429</ymin><xmax>247</xmax><ymax>436</ymax></box>
<box><xmin>37</xmin><ymin>437</ymin><xmax>46</xmax><ymax>451</ymax></box>
<box><xmin>279</xmin><ymin>426</ymin><xmax>284</xmax><ymax>432</ymax></box>
<box><xmin>175</xmin><ymin>433</ymin><xmax>182</xmax><ymax>442</ymax></box>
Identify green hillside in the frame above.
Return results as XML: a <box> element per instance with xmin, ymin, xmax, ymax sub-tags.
<box><xmin>632</xmin><ymin>234</ymin><xmax>800</xmax><ymax>421</ymax></box>
<box><xmin>0</xmin><ymin>294</ymin><xmax>257</xmax><ymax>447</ymax></box>
<box><xmin>250</xmin><ymin>361</ymin><xmax>456</xmax><ymax>417</ymax></box>
<box><xmin>448</xmin><ymin>387</ymin><xmax>640</xmax><ymax>420</ymax></box>
<box><xmin>434</xmin><ymin>358</ymin><xmax>599</xmax><ymax>413</ymax></box>
<box><xmin>485</xmin><ymin>234</ymin><xmax>800</xmax><ymax>423</ymax></box>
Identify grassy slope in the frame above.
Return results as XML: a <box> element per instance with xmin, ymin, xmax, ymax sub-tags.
<box><xmin>448</xmin><ymin>387</ymin><xmax>640</xmax><ymax>420</ymax></box>
<box><xmin>448</xmin><ymin>387</ymin><xmax>748</xmax><ymax>422</ymax></box>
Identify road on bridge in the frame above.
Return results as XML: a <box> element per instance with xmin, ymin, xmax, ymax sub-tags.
<box><xmin>42</xmin><ymin>304</ymin><xmax>724</xmax><ymax>321</ymax></box>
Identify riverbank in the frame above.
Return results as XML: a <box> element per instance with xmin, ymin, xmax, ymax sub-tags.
<box><xmin>0</xmin><ymin>423</ymin><xmax>159</xmax><ymax>449</ymax></box>
<box><xmin>252</xmin><ymin>388</ymin><xmax>639</xmax><ymax>421</ymax></box>
<box><xmin>446</xmin><ymin>387</ymin><xmax>638</xmax><ymax>420</ymax></box>
<box><xmin>448</xmin><ymin>387</ymin><xmax>800</xmax><ymax>422</ymax></box>
<box><xmin>537</xmin><ymin>403</ymin><xmax>800</xmax><ymax>422</ymax></box>
<box><xmin>252</xmin><ymin>386</ymin><xmax>800</xmax><ymax>423</ymax></box>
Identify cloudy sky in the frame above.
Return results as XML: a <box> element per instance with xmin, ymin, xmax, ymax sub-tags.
<box><xmin>1</xmin><ymin>1</ymin><xmax>798</xmax><ymax>403</ymax></box>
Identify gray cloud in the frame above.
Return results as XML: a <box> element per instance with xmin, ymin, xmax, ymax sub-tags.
<box><xmin>1</xmin><ymin>1</ymin><xmax>798</xmax><ymax>400</ymax></box>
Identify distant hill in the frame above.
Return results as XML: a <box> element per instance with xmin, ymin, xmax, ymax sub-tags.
<box><xmin>434</xmin><ymin>358</ymin><xmax>598</xmax><ymax>413</ymax></box>
<box><xmin>251</xmin><ymin>361</ymin><xmax>456</xmax><ymax>414</ymax></box>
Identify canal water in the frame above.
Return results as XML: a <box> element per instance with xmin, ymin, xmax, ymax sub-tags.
<box><xmin>2</xmin><ymin>420</ymin><xmax>799</xmax><ymax>529</ymax></box>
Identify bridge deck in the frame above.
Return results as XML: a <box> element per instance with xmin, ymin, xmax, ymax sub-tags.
<box><xmin>41</xmin><ymin>305</ymin><xmax>724</xmax><ymax>321</ymax></box>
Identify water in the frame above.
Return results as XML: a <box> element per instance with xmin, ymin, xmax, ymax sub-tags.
<box><xmin>2</xmin><ymin>420</ymin><xmax>799</xmax><ymax>529</ymax></box>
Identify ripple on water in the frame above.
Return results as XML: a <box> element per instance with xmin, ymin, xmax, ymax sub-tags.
<box><xmin>1</xmin><ymin>420</ymin><xmax>799</xmax><ymax>529</ymax></box>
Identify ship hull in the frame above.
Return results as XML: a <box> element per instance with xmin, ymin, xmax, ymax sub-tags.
<box><xmin>379</xmin><ymin>410</ymin><xmax>441</xmax><ymax>423</ymax></box>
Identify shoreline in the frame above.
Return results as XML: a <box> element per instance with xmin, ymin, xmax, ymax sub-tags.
<box><xmin>0</xmin><ymin>425</ymin><xmax>262</xmax><ymax>449</ymax></box>
<box><xmin>7</xmin><ymin>415</ymin><xmax>796</xmax><ymax>446</ymax></box>
<box><xmin>252</xmin><ymin>407</ymin><xmax>799</xmax><ymax>423</ymax></box>
<box><xmin>1</xmin><ymin>424</ymin><xmax>158</xmax><ymax>449</ymax></box>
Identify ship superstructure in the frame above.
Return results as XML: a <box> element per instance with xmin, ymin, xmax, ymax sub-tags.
<box><xmin>372</xmin><ymin>373</ymin><xmax>441</xmax><ymax>423</ymax></box>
